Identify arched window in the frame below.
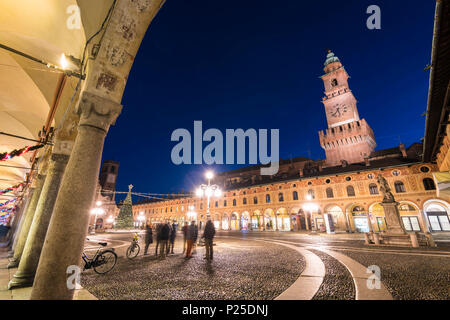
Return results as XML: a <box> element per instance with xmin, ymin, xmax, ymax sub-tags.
<box><xmin>215</xmin><ymin>201</ymin><xmax>218</xmax><ymax>207</ymax></box>
<box><xmin>278</xmin><ymin>193</ymin><xmax>284</xmax><ymax>202</ymax></box>
<box><xmin>423</xmin><ymin>178</ymin><xmax>436</xmax><ymax>190</ymax></box>
<box><xmin>346</xmin><ymin>185</ymin><xmax>355</xmax><ymax>197</ymax></box>
<box><xmin>293</xmin><ymin>191</ymin><xmax>298</xmax><ymax>200</ymax></box>
<box><xmin>394</xmin><ymin>181</ymin><xmax>406</xmax><ymax>193</ymax></box>
<box><xmin>200</xmin><ymin>204</ymin><xmax>203</xmax><ymax>210</ymax></box>
<box><xmin>369</xmin><ymin>183</ymin><xmax>379</xmax><ymax>195</ymax></box>
<box><xmin>253</xmin><ymin>196</ymin><xmax>258</xmax><ymax>204</ymax></box>
<box><xmin>326</xmin><ymin>188</ymin><xmax>334</xmax><ymax>198</ymax></box>
<box><xmin>223</xmin><ymin>200</ymin><xmax>227</xmax><ymax>207</ymax></box>
<box><xmin>307</xmin><ymin>189</ymin><xmax>315</xmax><ymax>199</ymax></box>
<box><xmin>243</xmin><ymin>197</ymin><xmax>247</xmax><ymax>205</ymax></box>
<box><xmin>266</xmin><ymin>194</ymin><xmax>271</xmax><ymax>203</ymax></box>
<box><xmin>232</xmin><ymin>199</ymin><xmax>236</xmax><ymax>206</ymax></box>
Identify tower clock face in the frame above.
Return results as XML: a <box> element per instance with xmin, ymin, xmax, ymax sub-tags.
<box><xmin>329</xmin><ymin>103</ymin><xmax>349</xmax><ymax>118</ymax></box>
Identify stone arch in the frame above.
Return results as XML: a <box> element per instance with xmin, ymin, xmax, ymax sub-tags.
<box><xmin>423</xmin><ymin>199</ymin><xmax>450</xmax><ymax>232</ymax></box>
<box><xmin>346</xmin><ymin>203</ymin><xmax>369</xmax><ymax>233</ymax></box>
<box><xmin>323</xmin><ymin>204</ymin><xmax>346</xmax><ymax>232</ymax></box>
<box><xmin>276</xmin><ymin>207</ymin><xmax>290</xmax><ymax>231</ymax></box>
<box><xmin>241</xmin><ymin>211</ymin><xmax>250</xmax><ymax>230</ymax></box>
<box><xmin>263</xmin><ymin>208</ymin><xmax>276</xmax><ymax>231</ymax></box>
<box><xmin>230</xmin><ymin>212</ymin><xmax>240</xmax><ymax>230</ymax></box>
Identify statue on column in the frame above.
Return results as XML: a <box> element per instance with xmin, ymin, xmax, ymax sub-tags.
<box><xmin>377</xmin><ymin>174</ymin><xmax>395</xmax><ymax>203</ymax></box>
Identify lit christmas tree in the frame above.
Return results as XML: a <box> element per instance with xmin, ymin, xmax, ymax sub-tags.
<box><xmin>115</xmin><ymin>184</ymin><xmax>134</xmax><ymax>229</ymax></box>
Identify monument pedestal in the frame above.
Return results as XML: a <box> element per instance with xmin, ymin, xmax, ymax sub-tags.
<box><xmin>365</xmin><ymin>201</ymin><xmax>435</xmax><ymax>247</ymax></box>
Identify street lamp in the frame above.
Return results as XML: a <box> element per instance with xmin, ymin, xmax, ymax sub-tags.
<box><xmin>195</xmin><ymin>171</ymin><xmax>222</xmax><ymax>220</ymax></box>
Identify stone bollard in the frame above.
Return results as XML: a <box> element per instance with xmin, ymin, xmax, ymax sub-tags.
<box><xmin>373</xmin><ymin>232</ymin><xmax>380</xmax><ymax>245</ymax></box>
<box><xmin>425</xmin><ymin>232</ymin><xmax>437</xmax><ymax>247</ymax></box>
<box><xmin>409</xmin><ymin>232</ymin><xmax>419</xmax><ymax>248</ymax></box>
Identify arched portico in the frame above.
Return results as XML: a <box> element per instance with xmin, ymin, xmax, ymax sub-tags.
<box><xmin>241</xmin><ymin>211</ymin><xmax>250</xmax><ymax>230</ymax></box>
<box><xmin>346</xmin><ymin>204</ymin><xmax>369</xmax><ymax>233</ymax></box>
<box><xmin>230</xmin><ymin>212</ymin><xmax>240</xmax><ymax>230</ymax></box>
<box><xmin>324</xmin><ymin>205</ymin><xmax>346</xmax><ymax>232</ymax></box>
<box><xmin>423</xmin><ymin>199</ymin><xmax>450</xmax><ymax>232</ymax></box>
<box><xmin>264</xmin><ymin>209</ymin><xmax>276</xmax><ymax>231</ymax></box>
<box><xmin>276</xmin><ymin>208</ymin><xmax>290</xmax><ymax>231</ymax></box>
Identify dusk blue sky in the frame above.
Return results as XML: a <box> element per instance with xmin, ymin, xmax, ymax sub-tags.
<box><xmin>101</xmin><ymin>0</ymin><xmax>436</xmax><ymax>201</ymax></box>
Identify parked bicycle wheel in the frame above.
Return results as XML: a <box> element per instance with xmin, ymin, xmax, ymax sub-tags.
<box><xmin>93</xmin><ymin>249</ymin><xmax>117</xmax><ymax>274</ymax></box>
<box><xmin>126</xmin><ymin>243</ymin><xmax>140</xmax><ymax>259</ymax></box>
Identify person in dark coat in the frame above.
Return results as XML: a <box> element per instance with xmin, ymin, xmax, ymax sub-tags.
<box><xmin>181</xmin><ymin>222</ymin><xmax>189</xmax><ymax>253</ymax></box>
<box><xmin>144</xmin><ymin>221</ymin><xmax>153</xmax><ymax>255</ymax></box>
<box><xmin>168</xmin><ymin>221</ymin><xmax>177</xmax><ymax>254</ymax></box>
<box><xmin>185</xmin><ymin>221</ymin><xmax>197</xmax><ymax>258</ymax></box>
<box><xmin>202</xmin><ymin>220</ymin><xmax>216</xmax><ymax>261</ymax></box>
<box><xmin>159</xmin><ymin>221</ymin><xmax>170</xmax><ymax>258</ymax></box>
<box><xmin>154</xmin><ymin>223</ymin><xmax>162</xmax><ymax>256</ymax></box>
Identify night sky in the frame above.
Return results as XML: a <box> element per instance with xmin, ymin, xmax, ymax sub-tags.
<box><xmin>101</xmin><ymin>0</ymin><xmax>436</xmax><ymax>200</ymax></box>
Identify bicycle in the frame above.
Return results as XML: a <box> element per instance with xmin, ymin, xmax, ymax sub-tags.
<box><xmin>126</xmin><ymin>233</ymin><xmax>140</xmax><ymax>259</ymax></box>
<box><xmin>82</xmin><ymin>240</ymin><xmax>117</xmax><ymax>274</ymax></box>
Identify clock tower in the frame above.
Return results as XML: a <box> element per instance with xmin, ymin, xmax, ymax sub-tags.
<box><xmin>318</xmin><ymin>50</ymin><xmax>376</xmax><ymax>167</ymax></box>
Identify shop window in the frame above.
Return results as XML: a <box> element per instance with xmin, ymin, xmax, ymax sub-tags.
<box><xmin>293</xmin><ymin>191</ymin><xmax>298</xmax><ymax>200</ymax></box>
<box><xmin>394</xmin><ymin>181</ymin><xmax>406</xmax><ymax>193</ymax></box>
<box><xmin>326</xmin><ymin>188</ymin><xmax>334</xmax><ymax>198</ymax></box>
<box><xmin>369</xmin><ymin>183</ymin><xmax>379</xmax><ymax>195</ymax></box>
<box><xmin>423</xmin><ymin>178</ymin><xmax>436</xmax><ymax>190</ymax></box>
<box><xmin>266</xmin><ymin>194</ymin><xmax>271</xmax><ymax>203</ymax></box>
<box><xmin>278</xmin><ymin>193</ymin><xmax>284</xmax><ymax>202</ymax></box>
<box><xmin>346</xmin><ymin>185</ymin><xmax>355</xmax><ymax>197</ymax></box>
<box><xmin>401</xmin><ymin>217</ymin><xmax>421</xmax><ymax>232</ymax></box>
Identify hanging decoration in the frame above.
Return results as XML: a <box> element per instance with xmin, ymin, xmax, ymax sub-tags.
<box><xmin>0</xmin><ymin>198</ymin><xmax>17</xmax><ymax>208</ymax></box>
<box><xmin>0</xmin><ymin>182</ymin><xmax>24</xmax><ymax>195</ymax></box>
<box><xmin>0</xmin><ymin>144</ymin><xmax>45</xmax><ymax>161</ymax></box>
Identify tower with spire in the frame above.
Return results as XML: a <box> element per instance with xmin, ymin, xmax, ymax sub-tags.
<box><xmin>318</xmin><ymin>50</ymin><xmax>376</xmax><ymax>167</ymax></box>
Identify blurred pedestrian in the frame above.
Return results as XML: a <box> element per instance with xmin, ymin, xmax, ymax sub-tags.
<box><xmin>192</xmin><ymin>222</ymin><xmax>199</xmax><ymax>254</ymax></box>
<box><xmin>202</xmin><ymin>220</ymin><xmax>216</xmax><ymax>261</ymax></box>
<box><xmin>182</xmin><ymin>221</ymin><xmax>189</xmax><ymax>253</ymax></box>
<box><xmin>159</xmin><ymin>221</ymin><xmax>170</xmax><ymax>258</ymax></box>
<box><xmin>144</xmin><ymin>221</ymin><xmax>153</xmax><ymax>255</ymax></box>
<box><xmin>168</xmin><ymin>220</ymin><xmax>177</xmax><ymax>254</ymax></box>
<box><xmin>185</xmin><ymin>221</ymin><xmax>196</xmax><ymax>258</ymax></box>
<box><xmin>154</xmin><ymin>223</ymin><xmax>162</xmax><ymax>256</ymax></box>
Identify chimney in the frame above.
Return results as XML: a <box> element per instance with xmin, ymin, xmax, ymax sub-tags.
<box><xmin>364</xmin><ymin>157</ymin><xmax>370</xmax><ymax>166</ymax></box>
<box><xmin>399</xmin><ymin>144</ymin><xmax>407</xmax><ymax>158</ymax></box>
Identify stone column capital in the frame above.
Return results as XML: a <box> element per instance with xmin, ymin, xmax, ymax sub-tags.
<box><xmin>76</xmin><ymin>91</ymin><xmax>123</xmax><ymax>133</ymax></box>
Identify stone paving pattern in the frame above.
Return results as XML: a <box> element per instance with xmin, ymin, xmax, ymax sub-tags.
<box><xmin>81</xmin><ymin>238</ymin><xmax>305</xmax><ymax>300</ymax></box>
<box><xmin>341</xmin><ymin>250</ymin><xmax>450</xmax><ymax>300</ymax></box>
<box><xmin>310</xmin><ymin>249</ymin><xmax>355</xmax><ymax>300</ymax></box>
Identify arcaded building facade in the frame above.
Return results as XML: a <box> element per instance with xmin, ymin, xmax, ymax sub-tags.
<box><xmin>131</xmin><ymin>51</ymin><xmax>450</xmax><ymax>234</ymax></box>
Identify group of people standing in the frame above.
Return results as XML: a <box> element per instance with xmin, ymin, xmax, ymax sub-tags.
<box><xmin>143</xmin><ymin>219</ymin><xmax>216</xmax><ymax>261</ymax></box>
